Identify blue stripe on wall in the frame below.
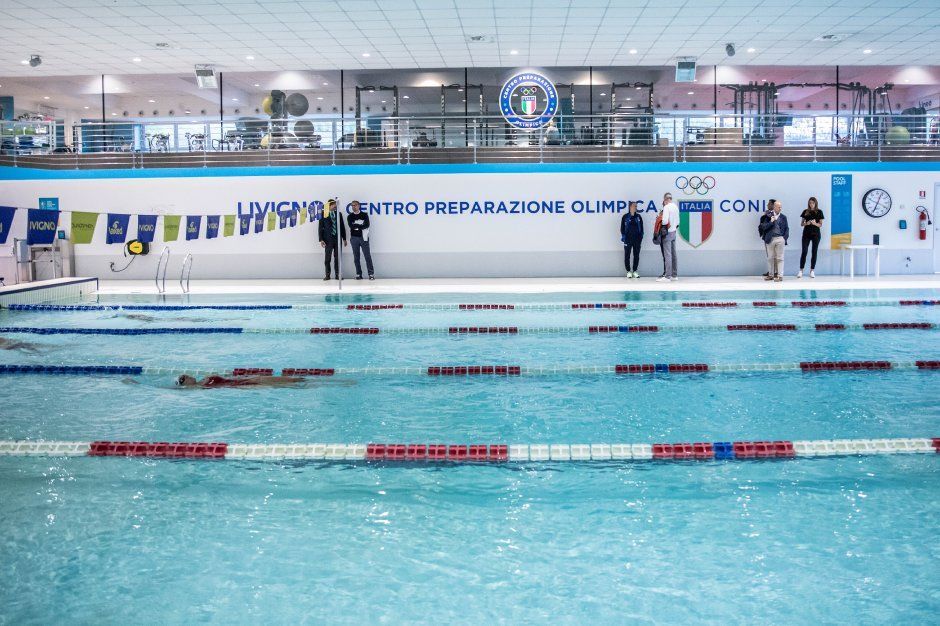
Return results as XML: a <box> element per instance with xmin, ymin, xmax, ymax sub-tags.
<box><xmin>2</xmin><ymin>161</ymin><xmax>939</xmax><ymax>181</ymax></box>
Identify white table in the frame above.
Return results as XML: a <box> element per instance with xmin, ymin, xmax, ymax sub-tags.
<box><xmin>840</xmin><ymin>244</ymin><xmax>881</xmax><ymax>278</ymax></box>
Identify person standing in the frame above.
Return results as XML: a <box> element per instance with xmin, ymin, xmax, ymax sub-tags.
<box><xmin>656</xmin><ymin>192</ymin><xmax>679</xmax><ymax>282</ymax></box>
<box><xmin>620</xmin><ymin>201</ymin><xmax>644</xmax><ymax>278</ymax></box>
<box><xmin>797</xmin><ymin>197</ymin><xmax>824</xmax><ymax>278</ymax></box>
<box><xmin>760</xmin><ymin>198</ymin><xmax>776</xmax><ymax>278</ymax></box>
<box><xmin>759</xmin><ymin>200</ymin><xmax>789</xmax><ymax>281</ymax></box>
<box><xmin>347</xmin><ymin>200</ymin><xmax>375</xmax><ymax>280</ymax></box>
<box><xmin>318</xmin><ymin>199</ymin><xmax>347</xmax><ymax>280</ymax></box>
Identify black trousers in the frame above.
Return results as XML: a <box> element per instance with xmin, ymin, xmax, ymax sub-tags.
<box><xmin>800</xmin><ymin>231</ymin><xmax>820</xmax><ymax>270</ymax></box>
<box><xmin>624</xmin><ymin>239</ymin><xmax>641</xmax><ymax>272</ymax></box>
<box><xmin>323</xmin><ymin>241</ymin><xmax>339</xmax><ymax>278</ymax></box>
<box><xmin>351</xmin><ymin>236</ymin><xmax>374</xmax><ymax>277</ymax></box>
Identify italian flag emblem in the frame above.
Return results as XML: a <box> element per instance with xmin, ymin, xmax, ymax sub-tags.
<box><xmin>678</xmin><ymin>201</ymin><xmax>714</xmax><ymax>248</ymax></box>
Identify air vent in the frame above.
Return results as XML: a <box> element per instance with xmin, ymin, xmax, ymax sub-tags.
<box><xmin>466</xmin><ymin>34</ymin><xmax>494</xmax><ymax>43</ymax></box>
<box><xmin>155</xmin><ymin>42</ymin><xmax>171</xmax><ymax>48</ymax></box>
<box><xmin>814</xmin><ymin>33</ymin><xmax>852</xmax><ymax>42</ymax></box>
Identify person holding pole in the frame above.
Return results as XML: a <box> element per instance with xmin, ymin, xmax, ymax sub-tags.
<box><xmin>319</xmin><ymin>199</ymin><xmax>347</xmax><ymax>281</ymax></box>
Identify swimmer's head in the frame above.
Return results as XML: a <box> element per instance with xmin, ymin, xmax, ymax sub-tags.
<box><xmin>176</xmin><ymin>374</ymin><xmax>198</xmax><ymax>387</ymax></box>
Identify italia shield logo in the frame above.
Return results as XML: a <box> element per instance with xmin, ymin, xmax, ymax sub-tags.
<box><xmin>676</xmin><ymin>175</ymin><xmax>716</xmax><ymax>248</ymax></box>
<box><xmin>520</xmin><ymin>88</ymin><xmax>537</xmax><ymax>116</ymax></box>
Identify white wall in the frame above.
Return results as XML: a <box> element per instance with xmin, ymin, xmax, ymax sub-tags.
<box><xmin>1</xmin><ymin>166</ymin><xmax>936</xmax><ymax>279</ymax></box>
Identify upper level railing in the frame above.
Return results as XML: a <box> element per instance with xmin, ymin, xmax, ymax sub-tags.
<box><xmin>2</xmin><ymin>113</ymin><xmax>939</xmax><ymax>170</ymax></box>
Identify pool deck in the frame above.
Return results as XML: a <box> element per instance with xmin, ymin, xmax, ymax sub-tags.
<box><xmin>94</xmin><ymin>274</ymin><xmax>940</xmax><ymax>296</ymax></box>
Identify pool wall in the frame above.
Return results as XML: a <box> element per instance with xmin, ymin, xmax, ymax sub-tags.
<box><xmin>2</xmin><ymin>163</ymin><xmax>937</xmax><ymax>278</ymax></box>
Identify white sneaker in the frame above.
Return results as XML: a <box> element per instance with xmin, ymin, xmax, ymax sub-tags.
<box><xmin>810</xmin><ymin>270</ymin><xmax>815</xmax><ymax>278</ymax></box>
<box><xmin>797</xmin><ymin>270</ymin><xmax>803</xmax><ymax>278</ymax></box>
<box><xmin>670</xmin><ymin>277</ymin><xmax>678</xmax><ymax>281</ymax></box>
<box><xmin>634</xmin><ymin>272</ymin><xmax>640</xmax><ymax>279</ymax></box>
<box><xmin>656</xmin><ymin>276</ymin><xmax>669</xmax><ymax>282</ymax></box>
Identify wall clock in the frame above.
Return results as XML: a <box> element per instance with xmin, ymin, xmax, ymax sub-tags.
<box><xmin>862</xmin><ymin>188</ymin><xmax>892</xmax><ymax>218</ymax></box>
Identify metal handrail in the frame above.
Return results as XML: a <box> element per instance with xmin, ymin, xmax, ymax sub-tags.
<box><xmin>180</xmin><ymin>253</ymin><xmax>193</xmax><ymax>293</ymax></box>
<box><xmin>155</xmin><ymin>246</ymin><xmax>170</xmax><ymax>294</ymax></box>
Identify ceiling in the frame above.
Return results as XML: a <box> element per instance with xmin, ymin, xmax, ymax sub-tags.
<box><xmin>1</xmin><ymin>0</ymin><xmax>939</xmax><ymax>77</ymax></box>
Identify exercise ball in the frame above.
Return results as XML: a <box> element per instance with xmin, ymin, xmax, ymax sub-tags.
<box><xmin>261</xmin><ymin>96</ymin><xmax>273</xmax><ymax>115</ymax></box>
<box><xmin>286</xmin><ymin>93</ymin><xmax>309</xmax><ymax>116</ymax></box>
<box><xmin>293</xmin><ymin>120</ymin><xmax>314</xmax><ymax>138</ymax></box>
<box><xmin>885</xmin><ymin>125</ymin><xmax>910</xmax><ymax>145</ymax></box>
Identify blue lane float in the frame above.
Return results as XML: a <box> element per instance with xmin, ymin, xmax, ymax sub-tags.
<box><xmin>0</xmin><ymin>364</ymin><xmax>143</xmax><ymax>375</ymax></box>
<box><xmin>0</xmin><ymin>327</ymin><xmax>243</xmax><ymax>335</ymax></box>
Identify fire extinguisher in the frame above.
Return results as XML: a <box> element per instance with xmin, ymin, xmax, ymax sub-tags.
<box><xmin>916</xmin><ymin>206</ymin><xmax>931</xmax><ymax>241</ymax></box>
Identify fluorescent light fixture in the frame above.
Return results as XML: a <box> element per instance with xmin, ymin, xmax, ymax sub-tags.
<box><xmin>316</xmin><ymin>96</ymin><xmax>323</xmax><ymax>100</ymax></box>
<box><xmin>629</xmin><ymin>49</ymin><xmax>637</xmax><ymax>54</ymax></box>
<box><xmin>747</xmin><ymin>48</ymin><xmax>755</xmax><ymax>53</ymax></box>
<box><xmin>687</xmin><ymin>91</ymin><xmax>694</xmax><ymax>95</ymax></box>
<box><xmin>20</xmin><ymin>59</ymin><xmax>28</xmax><ymax>64</ymax></box>
<box><xmin>510</xmin><ymin>49</ymin><xmax>518</xmax><ymax>55</ymax></box>
<box><xmin>132</xmin><ymin>57</ymin><xmax>142</xmax><ymax>62</ymax></box>
<box><xmin>362</xmin><ymin>52</ymin><xmax>370</xmax><ymax>57</ymax></box>
<box><xmin>403</xmin><ymin>95</ymin><xmax>409</xmax><ymax>99</ymax></box>
<box><xmin>231</xmin><ymin>98</ymin><xmax>238</xmax><ymax>101</ymax></box>
<box><xmin>246</xmin><ymin>55</ymin><xmax>254</xmax><ymax>60</ymax></box>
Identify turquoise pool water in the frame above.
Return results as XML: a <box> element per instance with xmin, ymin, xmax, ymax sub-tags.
<box><xmin>0</xmin><ymin>288</ymin><xmax>938</xmax><ymax>623</ymax></box>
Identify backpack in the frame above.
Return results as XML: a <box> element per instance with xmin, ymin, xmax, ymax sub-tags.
<box><xmin>652</xmin><ymin>213</ymin><xmax>664</xmax><ymax>244</ymax></box>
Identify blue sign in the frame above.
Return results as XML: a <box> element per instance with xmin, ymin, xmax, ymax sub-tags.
<box><xmin>0</xmin><ymin>206</ymin><xmax>15</xmax><ymax>245</ymax></box>
<box><xmin>38</xmin><ymin>197</ymin><xmax>59</xmax><ymax>211</ymax></box>
<box><xmin>831</xmin><ymin>174</ymin><xmax>852</xmax><ymax>248</ymax></box>
<box><xmin>499</xmin><ymin>71</ymin><xmax>558</xmax><ymax>130</ymax></box>
<box><xmin>307</xmin><ymin>201</ymin><xmax>323</xmax><ymax>222</ymax></box>
<box><xmin>205</xmin><ymin>215</ymin><xmax>220</xmax><ymax>239</ymax></box>
<box><xmin>106</xmin><ymin>213</ymin><xmax>130</xmax><ymax>244</ymax></box>
<box><xmin>678</xmin><ymin>200</ymin><xmax>713</xmax><ymax>213</ymax></box>
<box><xmin>239</xmin><ymin>215</ymin><xmax>251</xmax><ymax>235</ymax></box>
<box><xmin>137</xmin><ymin>215</ymin><xmax>157</xmax><ymax>243</ymax></box>
<box><xmin>26</xmin><ymin>209</ymin><xmax>59</xmax><ymax>245</ymax></box>
<box><xmin>185</xmin><ymin>215</ymin><xmax>201</xmax><ymax>240</ymax></box>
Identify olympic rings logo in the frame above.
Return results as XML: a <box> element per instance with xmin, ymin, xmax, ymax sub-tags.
<box><xmin>675</xmin><ymin>175</ymin><xmax>716</xmax><ymax>196</ymax></box>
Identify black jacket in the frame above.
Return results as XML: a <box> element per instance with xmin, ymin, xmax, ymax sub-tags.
<box><xmin>620</xmin><ymin>212</ymin><xmax>644</xmax><ymax>243</ymax></box>
<box><xmin>318</xmin><ymin>211</ymin><xmax>347</xmax><ymax>244</ymax></box>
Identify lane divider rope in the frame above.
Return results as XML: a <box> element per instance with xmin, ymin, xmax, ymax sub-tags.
<box><xmin>1</xmin><ymin>360</ymin><xmax>939</xmax><ymax>378</ymax></box>
<box><xmin>1</xmin><ymin>437</ymin><xmax>937</xmax><ymax>462</ymax></box>
<box><xmin>6</xmin><ymin>299</ymin><xmax>940</xmax><ymax>312</ymax></box>
<box><xmin>0</xmin><ymin>322</ymin><xmax>936</xmax><ymax>336</ymax></box>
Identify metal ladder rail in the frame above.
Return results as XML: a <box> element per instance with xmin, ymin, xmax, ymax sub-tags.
<box><xmin>180</xmin><ymin>253</ymin><xmax>193</xmax><ymax>293</ymax></box>
<box><xmin>155</xmin><ymin>246</ymin><xmax>170</xmax><ymax>294</ymax></box>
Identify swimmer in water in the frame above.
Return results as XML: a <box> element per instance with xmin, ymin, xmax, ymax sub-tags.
<box><xmin>0</xmin><ymin>337</ymin><xmax>41</xmax><ymax>353</ymax></box>
<box><xmin>176</xmin><ymin>373</ymin><xmax>306</xmax><ymax>388</ymax></box>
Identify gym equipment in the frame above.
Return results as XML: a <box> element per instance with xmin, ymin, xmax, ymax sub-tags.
<box><xmin>884</xmin><ymin>125</ymin><xmax>910</xmax><ymax>145</ymax></box>
<box><xmin>286</xmin><ymin>93</ymin><xmax>309</xmax><ymax>117</ymax></box>
<box><xmin>608</xmin><ymin>82</ymin><xmax>655</xmax><ymax>146</ymax></box>
<box><xmin>354</xmin><ymin>85</ymin><xmax>399</xmax><ymax>148</ymax></box>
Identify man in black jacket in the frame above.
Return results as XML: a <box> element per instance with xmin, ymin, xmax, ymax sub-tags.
<box><xmin>346</xmin><ymin>200</ymin><xmax>374</xmax><ymax>280</ymax></box>
<box><xmin>318</xmin><ymin>199</ymin><xmax>347</xmax><ymax>280</ymax></box>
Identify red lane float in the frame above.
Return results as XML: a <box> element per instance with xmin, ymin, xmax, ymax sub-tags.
<box><xmin>916</xmin><ymin>361</ymin><xmax>940</xmax><ymax>369</ymax></box>
<box><xmin>727</xmin><ymin>324</ymin><xmax>797</xmax><ymax>331</ymax></box>
<box><xmin>899</xmin><ymin>299</ymin><xmax>940</xmax><ymax>305</ymax></box>
<box><xmin>752</xmin><ymin>301</ymin><xmax>778</xmax><ymax>307</ymax></box>
<box><xmin>458</xmin><ymin>304</ymin><xmax>515</xmax><ymax>310</ymax></box>
<box><xmin>88</xmin><ymin>441</ymin><xmax>228</xmax><ymax>458</ymax></box>
<box><xmin>732</xmin><ymin>441</ymin><xmax>795</xmax><ymax>458</ymax></box>
<box><xmin>427</xmin><ymin>365</ymin><xmax>521</xmax><ymax>376</ymax></box>
<box><xmin>366</xmin><ymin>443</ymin><xmax>508</xmax><ymax>462</ymax></box>
<box><xmin>232</xmin><ymin>368</ymin><xmax>274</xmax><ymax>376</ymax></box>
<box><xmin>682</xmin><ymin>302</ymin><xmax>738</xmax><ymax>308</ymax></box>
<box><xmin>282</xmin><ymin>368</ymin><xmax>335</xmax><ymax>376</ymax></box>
<box><xmin>448</xmin><ymin>327</ymin><xmax>519</xmax><ymax>334</ymax></box>
<box><xmin>862</xmin><ymin>323</ymin><xmax>933</xmax><ymax>330</ymax></box>
<box><xmin>310</xmin><ymin>327</ymin><xmax>380</xmax><ymax>334</ymax></box>
<box><xmin>615</xmin><ymin>364</ymin><xmax>656</xmax><ymax>373</ymax></box>
<box><xmin>653</xmin><ymin>443</ymin><xmax>715</xmax><ymax>460</ymax></box>
<box><xmin>347</xmin><ymin>304</ymin><xmax>403</xmax><ymax>310</ymax></box>
<box><xmin>815</xmin><ymin>323</ymin><xmax>846</xmax><ymax>331</ymax></box>
<box><xmin>792</xmin><ymin>300</ymin><xmax>847</xmax><ymax>307</ymax></box>
<box><xmin>799</xmin><ymin>361</ymin><xmax>892</xmax><ymax>371</ymax></box>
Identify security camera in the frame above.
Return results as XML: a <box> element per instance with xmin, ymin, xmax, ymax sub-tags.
<box><xmin>725</xmin><ymin>43</ymin><xmax>735</xmax><ymax>57</ymax></box>
<box><xmin>29</xmin><ymin>54</ymin><xmax>42</xmax><ymax>67</ymax></box>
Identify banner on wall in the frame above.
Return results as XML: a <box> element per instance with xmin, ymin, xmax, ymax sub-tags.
<box><xmin>26</xmin><ymin>208</ymin><xmax>59</xmax><ymax>245</ymax></box>
<box><xmin>70</xmin><ymin>211</ymin><xmax>98</xmax><ymax>244</ymax></box>
<box><xmin>830</xmin><ymin>174</ymin><xmax>852</xmax><ymax>250</ymax></box>
<box><xmin>186</xmin><ymin>216</ymin><xmax>202</xmax><ymax>241</ymax></box>
<box><xmin>206</xmin><ymin>215</ymin><xmax>220</xmax><ymax>239</ymax></box>
<box><xmin>254</xmin><ymin>212</ymin><xmax>265</xmax><ymax>234</ymax></box>
<box><xmin>0</xmin><ymin>206</ymin><xmax>17</xmax><ymax>244</ymax></box>
<box><xmin>106</xmin><ymin>213</ymin><xmax>130</xmax><ymax>244</ymax></box>
<box><xmin>278</xmin><ymin>210</ymin><xmax>297</xmax><ymax>229</ymax></box>
<box><xmin>137</xmin><ymin>215</ymin><xmax>157</xmax><ymax>243</ymax></box>
<box><xmin>163</xmin><ymin>215</ymin><xmax>181</xmax><ymax>242</ymax></box>
<box><xmin>240</xmin><ymin>215</ymin><xmax>251</xmax><ymax>236</ymax></box>
<box><xmin>266</xmin><ymin>212</ymin><xmax>276</xmax><ymax>231</ymax></box>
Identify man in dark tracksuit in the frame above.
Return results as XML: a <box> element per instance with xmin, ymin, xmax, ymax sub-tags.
<box><xmin>620</xmin><ymin>201</ymin><xmax>644</xmax><ymax>278</ymax></box>
<box><xmin>346</xmin><ymin>201</ymin><xmax>375</xmax><ymax>280</ymax></box>
<box><xmin>318</xmin><ymin>199</ymin><xmax>347</xmax><ymax>280</ymax></box>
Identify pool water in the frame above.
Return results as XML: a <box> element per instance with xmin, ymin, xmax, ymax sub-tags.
<box><xmin>1</xmin><ymin>288</ymin><xmax>938</xmax><ymax>623</ymax></box>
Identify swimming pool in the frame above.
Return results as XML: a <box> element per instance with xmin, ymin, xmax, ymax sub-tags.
<box><xmin>1</xmin><ymin>288</ymin><xmax>938</xmax><ymax>623</ymax></box>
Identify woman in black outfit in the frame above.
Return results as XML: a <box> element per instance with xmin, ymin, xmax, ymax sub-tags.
<box><xmin>798</xmin><ymin>196</ymin><xmax>824</xmax><ymax>278</ymax></box>
<box><xmin>620</xmin><ymin>201</ymin><xmax>644</xmax><ymax>278</ymax></box>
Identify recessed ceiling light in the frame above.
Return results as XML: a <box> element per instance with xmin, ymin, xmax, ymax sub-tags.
<box><xmin>381</xmin><ymin>100</ymin><xmax>386</xmax><ymax>103</ymax></box>
<box><xmin>132</xmin><ymin>57</ymin><xmax>142</xmax><ymax>62</ymax></box>
<box><xmin>362</xmin><ymin>52</ymin><xmax>370</xmax><ymax>57</ymax></box>
<box><xmin>148</xmin><ymin>99</ymin><xmax>155</xmax><ymax>103</ymax></box>
<box><xmin>231</xmin><ymin>97</ymin><xmax>238</xmax><ymax>101</ymax></box>
<box><xmin>687</xmin><ymin>91</ymin><xmax>694</xmax><ymax>95</ymax></box>
<box><xmin>43</xmin><ymin>96</ymin><xmax>49</xmax><ymax>100</ymax></box>
<box><xmin>599</xmin><ymin>92</ymin><xmax>606</xmax><ymax>96</ymax></box>
<box><xmin>747</xmin><ymin>48</ymin><xmax>755</xmax><ymax>53</ymax></box>
<box><xmin>111</xmin><ymin>112</ymin><xmax>117</xmax><ymax>116</ymax></box>
<box><xmin>369</xmin><ymin>89</ymin><xmax>374</xmax><ymax>93</ymax></box>
<box><xmin>863</xmin><ymin>49</ymin><xmax>872</xmax><ymax>54</ymax></box>
<box><xmin>403</xmin><ymin>95</ymin><xmax>410</xmax><ymax>99</ymax></box>
<box><xmin>636</xmin><ymin>86</ymin><xmax>642</xmax><ymax>90</ymax></box>
<box><xmin>245</xmin><ymin>55</ymin><xmax>254</xmax><ymax>60</ymax></box>
<box><xmin>185</xmin><ymin>110</ymin><xmax>190</xmax><ymax>114</ymax></box>
<box><xmin>510</xmin><ymin>49</ymin><xmax>518</xmax><ymax>55</ymax></box>
<box><xmin>83</xmin><ymin>106</ymin><xmax>89</xmax><ymax>109</ymax></box>
<box><xmin>20</xmin><ymin>59</ymin><xmax>28</xmax><ymax>64</ymax></box>
<box><xmin>629</xmin><ymin>49</ymin><xmax>638</xmax><ymax>54</ymax></box>
<box><xmin>316</xmin><ymin>96</ymin><xmax>323</xmax><ymax>100</ymax></box>
<box><xmin>625</xmin><ymin>97</ymin><xmax>632</xmax><ymax>101</ymax></box>
<box><xmin>904</xmin><ymin>79</ymin><xmax>910</xmax><ymax>83</ymax></box>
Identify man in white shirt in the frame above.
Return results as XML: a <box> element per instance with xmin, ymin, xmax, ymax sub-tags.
<box><xmin>657</xmin><ymin>192</ymin><xmax>680</xmax><ymax>282</ymax></box>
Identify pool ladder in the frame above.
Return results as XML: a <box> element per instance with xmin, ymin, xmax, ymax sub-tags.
<box><xmin>180</xmin><ymin>253</ymin><xmax>193</xmax><ymax>294</ymax></box>
<box><xmin>155</xmin><ymin>246</ymin><xmax>170</xmax><ymax>294</ymax></box>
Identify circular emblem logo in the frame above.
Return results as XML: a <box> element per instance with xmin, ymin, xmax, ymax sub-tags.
<box><xmin>675</xmin><ymin>175</ymin><xmax>716</xmax><ymax>196</ymax></box>
<box><xmin>499</xmin><ymin>72</ymin><xmax>558</xmax><ymax>130</ymax></box>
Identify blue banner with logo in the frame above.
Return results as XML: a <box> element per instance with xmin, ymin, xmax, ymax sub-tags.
<box><xmin>278</xmin><ymin>210</ymin><xmax>297</xmax><ymax>229</ymax></box>
<box><xmin>205</xmin><ymin>215</ymin><xmax>220</xmax><ymax>239</ymax></box>
<box><xmin>185</xmin><ymin>215</ymin><xmax>201</xmax><ymax>241</ymax></box>
<box><xmin>307</xmin><ymin>201</ymin><xmax>323</xmax><ymax>222</ymax></box>
<box><xmin>239</xmin><ymin>215</ymin><xmax>251</xmax><ymax>235</ymax></box>
<box><xmin>106</xmin><ymin>213</ymin><xmax>131</xmax><ymax>244</ymax></box>
<box><xmin>254</xmin><ymin>212</ymin><xmax>265</xmax><ymax>234</ymax></box>
<box><xmin>26</xmin><ymin>209</ymin><xmax>59</xmax><ymax>245</ymax></box>
<box><xmin>137</xmin><ymin>215</ymin><xmax>158</xmax><ymax>243</ymax></box>
<box><xmin>0</xmin><ymin>206</ymin><xmax>15</xmax><ymax>244</ymax></box>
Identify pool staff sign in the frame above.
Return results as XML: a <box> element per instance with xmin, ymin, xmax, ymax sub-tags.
<box><xmin>499</xmin><ymin>71</ymin><xmax>558</xmax><ymax>130</ymax></box>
